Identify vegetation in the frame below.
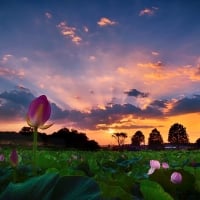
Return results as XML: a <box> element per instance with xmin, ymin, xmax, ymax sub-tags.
<box><xmin>0</xmin><ymin>148</ymin><xmax>200</xmax><ymax>199</ymax></box>
<box><xmin>148</xmin><ymin>128</ymin><xmax>164</xmax><ymax>150</ymax></box>
<box><xmin>112</xmin><ymin>132</ymin><xmax>128</xmax><ymax>147</ymax></box>
<box><xmin>131</xmin><ymin>130</ymin><xmax>145</xmax><ymax>149</ymax></box>
<box><xmin>168</xmin><ymin>123</ymin><xmax>189</xmax><ymax>147</ymax></box>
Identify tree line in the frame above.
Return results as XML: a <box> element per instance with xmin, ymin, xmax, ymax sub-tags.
<box><xmin>4</xmin><ymin>127</ymin><xmax>101</xmax><ymax>151</ymax></box>
<box><xmin>112</xmin><ymin>123</ymin><xmax>200</xmax><ymax>150</ymax></box>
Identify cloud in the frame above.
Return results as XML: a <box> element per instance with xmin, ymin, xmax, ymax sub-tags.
<box><xmin>152</xmin><ymin>51</ymin><xmax>159</xmax><ymax>56</ymax></box>
<box><xmin>168</xmin><ymin>95</ymin><xmax>200</xmax><ymax>115</ymax></box>
<box><xmin>124</xmin><ymin>89</ymin><xmax>149</xmax><ymax>98</ymax></box>
<box><xmin>0</xmin><ymin>67</ymin><xmax>25</xmax><ymax>79</ymax></box>
<box><xmin>83</xmin><ymin>26</ymin><xmax>89</xmax><ymax>32</ymax></box>
<box><xmin>139</xmin><ymin>7</ymin><xmax>158</xmax><ymax>16</ymax></box>
<box><xmin>57</xmin><ymin>21</ymin><xmax>82</xmax><ymax>45</ymax></box>
<box><xmin>0</xmin><ymin>88</ymin><xmax>34</xmax><ymax>120</ymax></box>
<box><xmin>138</xmin><ymin>61</ymin><xmax>164</xmax><ymax>70</ymax></box>
<box><xmin>2</xmin><ymin>88</ymin><xmax>200</xmax><ymax>132</ymax></box>
<box><xmin>1</xmin><ymin>54</ymin><xmax>13</xmax><ymax>63</ymax></box>
<box><xmin>97</xmin><ymin>17</ymin><xmax>117</xmax><ymax>26</ymax></box>
<box><xmin>45</xmin><ymin>12</ymin><xmax>52</xmax><ymax>19</ymax></box>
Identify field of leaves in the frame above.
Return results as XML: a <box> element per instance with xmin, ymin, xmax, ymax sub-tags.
<box><xmin>0</xmin><ymin>147</ymin><xmax>200</xmax><ymax>200</ymax></box>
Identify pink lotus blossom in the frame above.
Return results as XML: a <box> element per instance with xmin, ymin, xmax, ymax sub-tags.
<box><xmin>171</xmin><ymin>172</ymin><xmax>182</xmax><ymax>184</ymax></box>
<box><xmin>148</xmin><ymin>160</ymin><xmax>161</xmax><ymax>175</ymax></box>
<box><xmin>0</xmin><ymin>154</ymin><xmax>5</xmax><ymax>162</ymax></box>
<box><xmin>162</xmin><ymin>162</ymin><xmax>169</xmax><ymax>169</ymax></box>
<box><xmin>26</xmin><ymin>95</ymin><xmax>53</xmax><ymax>130</ymax></box>
<box><xmin>10</xmin><ymin>149</ymin><xmax>18</xmax><ymax>167</ymax></box>
<box><xmin>150</xmin><ymin>160</ymin><xmax>161</xmax><ymax>169</ymax></box>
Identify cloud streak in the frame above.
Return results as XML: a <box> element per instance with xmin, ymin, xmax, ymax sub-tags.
<box><xmin>97</xmin><ymin>17</ymin><xmax>117</xmax><ymax>26</ymax></box>
<box><xmin>57</xmin><ymin>21</ymin><xmax>82</xmax><ymax>45</ymax></box>
<box><xmin>139</xmin><ymin>7</ymin><xmax>158</xmax><ymax>16</ymax></box>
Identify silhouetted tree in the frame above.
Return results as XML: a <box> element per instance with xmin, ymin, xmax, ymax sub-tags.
<box><xmin>148</xmin><ymin>128</ymin><xmax>164</xmax><ymax>150</ymax></box>
<box><xmin>19</xmin><ymin>126</ymin><xmax>33</xmax><ymax>136</ymax></box>
<box><xmin>131</xmin><ymin>130</ymin><xmax>145</xmax><ymax>148</ymax></box>
<box><xmin>112</xmin><ymin>132</ymin><xmax>127</xmax><ymax>147</ymax></box>
<box><xmin>168</xmin><ymin>123</ymin><xmax>189</xmax><ymax>148</ymax></box>
<box><xmin>196</xmin><ymin>138</ymin><xmax>200</xmax><ymax>149</ymax></box>
<box><xmin>50</xmin><ymin>127</ymin><xmax>100</xmax><ymax>150</ymax></box>
<box><xmin>86</xmin><ymin>140</ymin><xmax>100</xmax><ymax>150</ymax></box>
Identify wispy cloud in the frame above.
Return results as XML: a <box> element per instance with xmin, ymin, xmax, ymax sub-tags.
<box><xmin>57</xmin><ymin>21</ymin><xmax>82</xmax><ymax>45</ymax></box>
<box><xmin>0</xmin><ymin>67</ymin><xmax>25</xmax><ymax>78</ymax></box>
<box><xmin>1</xmin><ymin>54</ymin><xmax>13</xmax><ymax>63</ymax></box>
<box><xmin>139</xmin><ymin>7</ymin><xmax>158</xmax><ymax>16</ymax></box>
<box><xmin>152</xmin><ymin>51</ymin><xmax>159</xmax><ymax>56</ymax></box>
<box><xmin>45</xmin><ymin>12</ymin><xmax>52</xmax><ymax>19</ymax></box>
<box><xmin>83</xmin><ymin>26</ymin><xmax>89</xmax><ymax>32</ymax></box>
<box><xmin>97</xmin><ymin>17</ymin><xmax>117</xmax><ymax>26</ymax></box>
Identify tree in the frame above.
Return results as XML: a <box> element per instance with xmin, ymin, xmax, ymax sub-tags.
<box><xmin>131</xmin><ymin>130</ymin><xmax>145</xmax><ymax>147</ymax></box>
<box><xmin>148</xmin><ymin>128</ymin><xmax>164</xmax><ymax>150</ymax></box>
<box><xmin>168</xmin><ymin>123</ymin><xmax>189</xmax><ymax>147</ymax></box>
<box><xmin>195</xmin><ymin>138</ymin><xmax>200</xmax><ymax>149</ymax></box>
<box><xmin>19</xmin><ymin>126</ymin><xmax>33</xmax><ymax>136</ymax></box>
<box><xmin>112</xmin><ymin>132</ymin><xmax>127</xmax><ymax>147</ymax></box>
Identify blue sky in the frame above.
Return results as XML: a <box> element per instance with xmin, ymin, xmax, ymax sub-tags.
<box><xmin>0</xmin><ymin>0</ymin><xmax>200</xmax><ymax>145</ymax></box>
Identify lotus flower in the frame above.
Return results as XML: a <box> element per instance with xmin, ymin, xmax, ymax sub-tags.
<box><xmin>26</xmin><ymin>95</ymin><xmax>53</xmax><ymax>130</ymax></box>
<box><xmin>0</xmin><ymin>154</ymin><xmax>5</xmax><ymax>162</ymax></box>
<box><xmin>171</xmin><ymin>172</ymin><xmax>182</xmax><ymax>184</ymax></box>
<box><xmin>147</xmin><ymin>160</ymin><xmax>161</xmax><ymax>175</ymax></box>
<box><xmin>162</xmin><ymin>162</ymin><xmax>169</xmax><ymax>169</ymax></box>
<box><xmin>10</xmin><ymin>149</ymin><xmax>18</xmax><ymax>167</ymax></box>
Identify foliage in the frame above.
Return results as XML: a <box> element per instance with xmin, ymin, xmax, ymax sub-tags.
<box><xmin>196</xmin><ymin>138</ymin><xmax>200</xmax><ymax>148</ymax></box>
<box><xmin>168</xmin><ymin>123</ymin><xmax>189</xmax><ymax>146</ymax></box>
<box><xmin>112</xmin><ymin>132</ymin><xmax>128</xmax><ymax>147</ymax></box>
<box><xmin>1</xmin><ymin>148</ymin><xmax>200</xmax><ymax>199</ymax></box>
<box><xmin>131</xmin><ymin>130</ymin><xmax>145</xmax><ymax>147</ymax></box>
<box><xmin>148</xmin><ymin>128</ymin><xmax>164</xmax><ymax>150</ymax></box>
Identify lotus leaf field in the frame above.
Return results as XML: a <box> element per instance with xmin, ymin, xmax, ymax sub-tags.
<box><xmin>0</xmin><ymin>147</ymin><xmax>200</xmax><ymax>200</ymax></box>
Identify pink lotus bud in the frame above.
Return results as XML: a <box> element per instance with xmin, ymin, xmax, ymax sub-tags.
<box><xmin>26</xmin><ymin>95</ymin><xmax>53</xmax><ymax>129</ymax></box>
<box><xmin>171</xmin><ymin>172</ymin><xmax>182</xmax><ymax>184</ymax></box>
<box><xmin>162</xmin><ymin>162</ymin><xmax>169</xmax><ymax>169</ymax></box>
<box><xmin>0</xmin><ymin>154</ymin><xmax>5</xmax><ymax>162</ymax></box>
<box><xmin>10</xmin><ymin>149</ymin><xmax>18</xmax><ymax>167</ymax></box>
<box><xmin>150</xmin><ymin>160</ymin><xmax>160</xmax><ymax>169</ymax></box>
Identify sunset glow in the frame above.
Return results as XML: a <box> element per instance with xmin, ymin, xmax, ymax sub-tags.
<box><xmin>0</xmin><ymin>0</ymin><xmax>200</xmax><ymax>146</ymax></box>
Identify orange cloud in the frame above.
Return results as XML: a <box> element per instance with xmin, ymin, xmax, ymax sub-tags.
<box><xmin>97</xmin><ymin>17</ymin><xmax>117</xmax><ymax>26</ymax></box>
<box><xmin>57</xmin><ymin>21</ymin><xmax>82</xmax><ymax>45</ymax></box>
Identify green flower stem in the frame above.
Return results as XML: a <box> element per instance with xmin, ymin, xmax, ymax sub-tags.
<box><xmin>33</xmin><ymin>127</ymin><xmax>38</xmax><ymax>174</ymax></box>
<box><xmin>12</xmin><ymin>167</ymin><xmax>16</xmax><ymax>183</ymax></box>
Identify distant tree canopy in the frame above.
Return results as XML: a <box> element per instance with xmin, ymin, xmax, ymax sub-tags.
<box><xmin>50</xmin><ymin>128</ymin><xmax>100</xmax><ymax>150</ymax></box>
<box><xmin>148</xmin><ymin>128</ymin><xmax>164</xmax><ymax>150</ymax></box>
<box><xmin>19</xmin><ymin>126</ymin><xmax>33</xmax><ymax>136</ymax></box>
<box><xmin>195</xmin><ymin>138</ymin><xmax>200</xmax><ymax>148</ymax></box>
<box><xmin>112</xmin><ymin>132</ymin><xmax>127</xmax><ymax>147</ymax></box>
<box><xmin>131</xmin><ymin>130</ymin><xmax>145</xmax><ymax>146</ymax></box>
<box><xmin>168</xmin><ymin>123</ymin><xmax>189</xmax><ymax>145</ymax></box>
<box><xmin>18</xmin><ymin>127</ymin><xmax>100</xmax><ymax>150</ymax></box>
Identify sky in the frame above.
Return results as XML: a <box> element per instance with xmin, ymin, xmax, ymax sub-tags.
<box><xmin>0</xmin><ymin>0</ymin><xmax>200</xmax><ymax>146</ymax></box>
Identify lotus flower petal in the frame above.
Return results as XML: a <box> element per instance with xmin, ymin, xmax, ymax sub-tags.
<box><xmin>171</xmin><ymin>172</ymin><xmax>182</xmax><ymax>184</ymax></box>
<box><xmin>150</xmin><ymin>160</ymin><xmax>160</xmax><ymax>169</ymax></box>
<box><xmin>147</xmin><ymin>167</ymin><xmax>156</xmax><ymax>175</ymax></box>
<box><xmin>27</xmin><ymin>95</ymin><xmax>52</xmax><ymax>129</ymax></box>
<box><xmin>162</xmin><ymin>162</ymin><xmax>169</xmax><ymax>169</ymax></box>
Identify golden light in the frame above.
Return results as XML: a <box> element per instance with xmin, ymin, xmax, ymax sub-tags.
<box><xmin>107</xmin><ymin>128</ymin><xmax>115</xmax><ymax>135</ymax></box>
